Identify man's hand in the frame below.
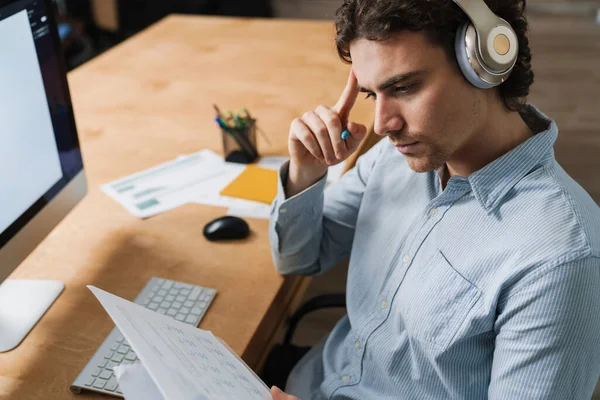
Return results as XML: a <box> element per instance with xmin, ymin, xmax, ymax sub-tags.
<box><xmin>270</xmin><ymin>386</ymin><xmax>299</xmax><ymax>400</ymax></box>
<box><xmin>286</xmin><ymin>69</ymin><xmax>368</xmax><ymax>197</ymax></box>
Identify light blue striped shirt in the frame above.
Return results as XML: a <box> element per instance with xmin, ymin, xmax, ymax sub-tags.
<box><xmin>269</xmin><ymin>106</ymin><xmax>600</xmax><ymax>399</ymax></box>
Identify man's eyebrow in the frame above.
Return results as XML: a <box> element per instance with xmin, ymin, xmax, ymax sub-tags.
<box><xmin>357</xmin><ymin>70</ymin><xmax>425</xmax><ymax>93</ymax></box>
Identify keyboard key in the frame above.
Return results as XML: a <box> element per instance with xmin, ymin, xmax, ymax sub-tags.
<box><xmin>109</xmin><ymin>342</ymin><xmax>119</xmax><ymax>351</ymax></box>
<box><xmin>167</xmin><ymin>308</ymin><xmax>177</xmax><ymax>316</ymax></box>
<box><xmin>117</xmin><ymin>344</ymin><xmax>130</xmax><ymax>354</ymax></box>
<box><xmin>172</xmin><ymin>301</ymin><xmax>182</xmax><ymax>309</ymax></box>
<box><xmin>93</xmin><ymin>378</ymin><xmax>107</xmax><ymax>389</ymax></box>
<box><xmin>125</xmin><ymin>350</ymin><xmax>137</xmax><ymax>361</ymax></box>
<box><xmin>85</xmin><ymin>377</ymin><xmax>96</xmax><ymax>386</ymax></box>
<box><xmin>162</xmin><ymin>280</ymin><xmax>174</xmax><ymax>290</ymax></box>
<box><xmin>154</xmin><ymin>295</ymin><xmax>165</xmax><ymax>303</ymax></box>
<box><xmin>169</xmin><ymin>288</ymin><xmax>180</xmax><ymax>296</ymax></box>
<box><xmin>184</xmin><ymin>300</ymin><xmax>194</xmax><ymax>308</ymax></box>
<box><xmin>180</xmin><ymin>289</ymin><xmax>191</xmax><ymax>296</ymax></box>
<box><xmin>105</xmin><ymin>377</ymin><xmax>119</xmax><ymax>392</ymax></box>
<box><xmin>176</xmin><ymin>295</ymin><xmax>186</xmax><ymax>303</ymax></box>
<box><xmin>185</xmin><ymin>315</ymin><xmax>198</xmax><ymax>324</ymax></box>
<box><xmin>166</xmin><ymin>295</ymin><xmax>175</xmax><ymax>302</ymax></box>
<box><xmin>160</xmin><ymin>301</ymin><xmax>172</xmax><ymax>309</ymax></box>
<box><xmin>158</xmin><ymin>289</ymin><xmax>168</xmax><ymax>296</ymax></box>
<box><xmin>197</xmin><ymin>300</ymin><xmax>207</xmax><ymax>308</ymax></box>
<box><xmin>100</xmin><ymin>370</ymin><xmax>113</xmax><ymax>380</ymax></box>
<box><xmin>104</xmin><ymin>351</ymin><xmax>114</xmax><ymax>359</ymax></box>
<box><xmin>188</xmin><ymin>288</ymin><xmax>202</xmax><ymax>301</ymax></box>
<box><xmin>149</xmin><ymin>291</ymin><xmax>157</xmax><ymax>298</ymax></box>
<box><xmin>154</xmin><ymin>278</ymin><xmax>165</xmax><ymax>286</ymax></box>
<box><xmin>158</xmin><ymin>308</ymin><xmax>167</xmax><ymax>315</ymax></box>
<box><xmin>116</xmin><ymin>334</ymin><xmax>124</xmax><ymax>342</ymax></box>
<box><xmin>148</xmin><ymin>302</ymin><xmax>159</xmax><ymax>310</ymax></box>
<box><xmin>180</xmin><ymin>307</ymin><xmax>191</xmax><ymax>314</ymax></box>
<box><xmin>191</xmin><ymin>307</ymin><xmax>202</xmax><ymax>315</ymax></box>
<box><xmin>111</xmin><ymin>353</ymin><xmax>125</xmax><ymax>363</ymax></box>
<box><xmin>174</xmin><ymin>282</ymin><xmax>184</xmax><ymax>289</ymax></box>
<box><xmin>105</xmin><ymin>361</ymin><xmax>119</xmax><ymax>371</ymax></box>
<box><xmin>91</xmin><ymin>367</ymin><xmax>101</xmax><ymax>377</ymax></box>
<box><xmin>175</xmin><ymin>314</ymin><xmax>185</xmax><ymax>321</ymax></box>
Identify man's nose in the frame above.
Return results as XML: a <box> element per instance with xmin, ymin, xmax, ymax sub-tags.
<box><xmin>373</xmin><ymin>97</ymin><xmax>404</xmax><ymax>136</ymax></box>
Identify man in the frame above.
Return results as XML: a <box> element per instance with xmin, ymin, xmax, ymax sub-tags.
<box><xmin>268</xmin><ymin>0</ymin><xmax>600</xmax><ymax>399</ymax></box>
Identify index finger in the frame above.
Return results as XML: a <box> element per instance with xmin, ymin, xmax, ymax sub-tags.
<box><xmin>333</xmin><ymin>69</ymin><xmax>359</xmax><ymax>123</ymax></box>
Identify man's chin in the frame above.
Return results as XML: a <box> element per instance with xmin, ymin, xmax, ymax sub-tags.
<box><xmin>405</xmin><ymin>156</ymin><xmax>443</xmax><ymax>173</ymax></box>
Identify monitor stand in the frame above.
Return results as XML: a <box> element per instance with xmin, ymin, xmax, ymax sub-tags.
<box><xmin>0</xmin><ymin>279</ymin><xmax>64</xmax><ymax>352</ymax></box>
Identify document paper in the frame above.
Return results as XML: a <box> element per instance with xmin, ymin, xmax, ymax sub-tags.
<box><xmin>101</xmin><ymin>150</ymin><xmax>245</xmax><ymax>218</ymax></box>
<box><xmin>87</xmin><ymin>286</ymin><xmax>271</xmax><ymax>400</ymax></box>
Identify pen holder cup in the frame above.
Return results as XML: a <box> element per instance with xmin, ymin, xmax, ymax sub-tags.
<box><xmin>220</xmin><ymin>119</ymin><xmax>259</xmax><ymax>164</ymax></box>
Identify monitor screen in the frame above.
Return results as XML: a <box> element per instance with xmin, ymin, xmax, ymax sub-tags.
<box><xmin>0</xmin><ymin>0</ymin><xmax>83</xmax><ymax>250</ymax></box>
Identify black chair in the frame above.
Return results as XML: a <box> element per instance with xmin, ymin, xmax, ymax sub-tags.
<box><xmin>260</xmin><ymin>293</ymin><xmax>346</xmax><ymax>390</ymax></box>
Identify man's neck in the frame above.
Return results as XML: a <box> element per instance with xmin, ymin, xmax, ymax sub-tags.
<box><xmin>446</xmin><ymin>101</ymin><xmax>533</xmax><ymax>179</ymax></box>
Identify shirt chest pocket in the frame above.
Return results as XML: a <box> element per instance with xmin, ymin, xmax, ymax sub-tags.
<box><xmin>396</xmin><ymin>249</ymin><xmax>481</xmax><ymax>352</ymax></box>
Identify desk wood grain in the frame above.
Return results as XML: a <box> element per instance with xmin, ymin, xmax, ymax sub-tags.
<box><xmin>0</xmin><ymin>15</ymin><xmax>373</xmax><ymax>399</ymax></box>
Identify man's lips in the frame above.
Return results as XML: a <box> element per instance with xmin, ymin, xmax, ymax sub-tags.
<box><xmin>393</xmin><ymin>141</ymin><xmax>420</xmax><ymax>154</ymax></box>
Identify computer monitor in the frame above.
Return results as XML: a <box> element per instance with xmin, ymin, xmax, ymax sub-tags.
<box><xmin>0</xmin><ymin>0</ymin><xmax>87</xmax><ymax>352</ymax></box>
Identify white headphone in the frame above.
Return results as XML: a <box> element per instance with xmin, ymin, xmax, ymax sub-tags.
<box><xmin>453</xmin><ymin>0</ymin><xmax>519</xmax><ymax>89</ymax></box>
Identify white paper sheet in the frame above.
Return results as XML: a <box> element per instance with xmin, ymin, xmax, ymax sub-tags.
<box><xmin>102</xmin><ymin>150</ymin><xmax>245</xmax><ymax>218</ymax></box>
<box><xmin>256</xmin><ymin>156</ymin><xmax>289</xmax><ymax>171</ymax></box>
<box><xmin>88</xmin><ymin>286</ymin><xmax>271</xmax><ymax>400</ymax></box>
<box><xmin>114</xmin><ymin>363</ymin><xmax>165</xmax><ymax>400</ymax></box>
<box><xmin>226</xmin><ymin>202</ymin><xmax>272</xmax><ymax>220</ymax></box>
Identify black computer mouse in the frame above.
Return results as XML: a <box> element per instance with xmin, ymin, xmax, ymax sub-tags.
<box><xmin>203</xmin><ymin>216</ymin><xmax>250</xmax><ymax>241</ymax></box>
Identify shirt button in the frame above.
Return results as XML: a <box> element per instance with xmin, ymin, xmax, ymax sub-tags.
<box><xmin>355</xmin><ymin>340</ymin><xmax>361</xmax><ymax>350</ymax></box>
<box><xmin>342</xmin><ymin>375</ymin><xmax>351</xmax><ymax>383</ymax></box>
<box><xmin>381</xmin><ymin>299</ymin><xmax>388</xmax><ymax>309</ymax></box>
<box><xmin>429</xmin><ymin>208</ymin><xmax>438</xmax><ymax>217</ymax></box>
<box><xmin>402</xmin><ymin>254</ymin><xmax>410</xmax><ymax>264</ymax></box>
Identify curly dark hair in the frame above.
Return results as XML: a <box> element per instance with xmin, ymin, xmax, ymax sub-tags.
<box><xmin>335</xmin><ymin>0</ymin><xmax>534</xmax><ymax>114</ymax></box>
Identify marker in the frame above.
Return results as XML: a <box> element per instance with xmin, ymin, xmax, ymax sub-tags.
<box><xmin>341</xmin><ymin>129</ymin><xmax>351</xmax><ymax>140</ymax></box>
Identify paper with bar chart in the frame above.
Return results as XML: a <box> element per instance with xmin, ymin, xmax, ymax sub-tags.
<box><xmin>101</xmin><ymin>150</ymin><xmax>245</xmax><ymax>218</ymax></box>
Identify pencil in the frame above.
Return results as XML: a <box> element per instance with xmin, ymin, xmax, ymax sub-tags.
<box><xmin>213</xmin><ymin>104</ymin><xmax>223</xmax><ymax>118</ymax></box>
<box><xmin>242</xmin><ymin>108</ymin><xmax>272</xmax><ymax>146</ymax></box>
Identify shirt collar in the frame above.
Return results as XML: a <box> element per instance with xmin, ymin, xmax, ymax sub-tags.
<box><xmin>465</xmin><ymin>105</ymin><xmax>558</xmax><ymax>212</ymax></box>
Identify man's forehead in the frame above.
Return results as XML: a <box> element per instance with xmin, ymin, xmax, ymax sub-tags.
<box><xmin>350</xmin><ymin>32</ymin><xmax>440</xmax><ymax>89</ymax></box>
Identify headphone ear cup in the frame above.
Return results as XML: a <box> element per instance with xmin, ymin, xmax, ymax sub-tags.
<box><xmin>455</xmin><ymin>22</ymin><xmax>497</xmax><ymax>89</ymax></box>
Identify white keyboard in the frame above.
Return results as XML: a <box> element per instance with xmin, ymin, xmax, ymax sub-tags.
<box><xmin>70</xmin><ymin>277</ymin><xmax>217</xmax><ymax>397</ymax></box>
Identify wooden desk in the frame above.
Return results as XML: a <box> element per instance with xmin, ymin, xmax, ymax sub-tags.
<box><xmin>0</xmin><ymin>16</ymin><xmax>373</xmax><ymax>399</ymax></box>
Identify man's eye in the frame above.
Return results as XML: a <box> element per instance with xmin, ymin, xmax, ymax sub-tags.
<box><xmin>365</xmin><ymin>92</ymin><xmax>376</xmax><ymax>100</ymax></box>
<box><xmin>395</xmin><ymin>84</ymin><xmax>414</xmax><ymax>94</ymax></box>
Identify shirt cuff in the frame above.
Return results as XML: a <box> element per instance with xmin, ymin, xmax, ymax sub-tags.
<box><xmin>271</xmin><ymin>161</ymin><xmax>328</xmax><ymax>218</ymax></box>
<box><xmin>269</xmin><ymin>162</ymin><xmax>327</xmax><ymax>257</ymax></box>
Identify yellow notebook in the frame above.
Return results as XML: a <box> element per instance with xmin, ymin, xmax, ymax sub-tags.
<box><xmin>220</xmin><ymin>165</ymin><xmax>278</xmax><ymax>204</ymax></box>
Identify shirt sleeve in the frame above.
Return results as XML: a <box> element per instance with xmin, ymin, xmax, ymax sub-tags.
<box><xmin>269</xmin><ymin>142</ymin><xmax>384</xmax><ymax>276</ymax></box>
<box><xmin>488</xmin><ymin>255</ymin><xmax>600</xmax><ymax>399</ymax></box>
